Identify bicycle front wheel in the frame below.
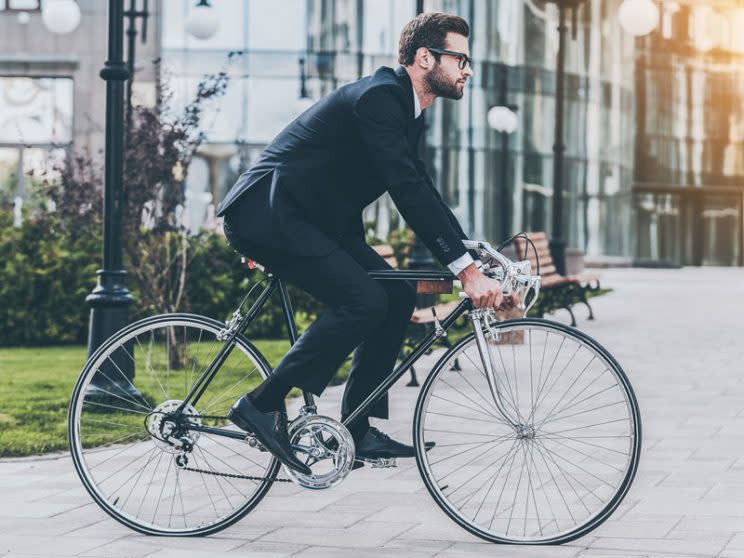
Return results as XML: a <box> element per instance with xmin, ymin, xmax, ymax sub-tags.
<box><xmin>413</xmin><ymin>318</ymin><xmax>641</xmax><ymax>544</ymax></box>
<box><xmin>68</xmin><ymin>313</ymin><xmax>279</xmax><ymax>536</ymax></box>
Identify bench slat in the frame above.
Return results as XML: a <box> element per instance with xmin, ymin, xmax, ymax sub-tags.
<box><xmin>410</xmin><ymin>301</ymin><xmax>460</xmax><ymax>324</ymax></box>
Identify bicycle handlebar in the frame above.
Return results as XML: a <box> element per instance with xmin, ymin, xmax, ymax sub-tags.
<box><xmin>459</xmin><ymin>240</ymin><xmax>541</xmax><ymax>316</ymax></box>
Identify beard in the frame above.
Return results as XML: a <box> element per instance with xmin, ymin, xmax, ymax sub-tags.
<box><xmin>424</xmin><ymin>63</ymin><xmax>464</xmax><ymax>100</ymax></box>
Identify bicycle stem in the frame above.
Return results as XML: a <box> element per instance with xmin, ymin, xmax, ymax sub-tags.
<box><xmin>469</xmin><ymin>309</ymin><xmax>521</xmax><ymax>428</ymax></box>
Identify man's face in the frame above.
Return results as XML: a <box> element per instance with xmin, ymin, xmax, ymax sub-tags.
<box><xmin>424</xmin><ymin>32</ymin><xmax>473</xmax><ymax>100</ymax></box>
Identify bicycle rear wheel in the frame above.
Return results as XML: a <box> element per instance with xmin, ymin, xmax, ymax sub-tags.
<box><xmin>413</xmin><ymin>318</ymin><xmax>641</xmax><ymax>544</ymax></box>
<box><xmin>68</xmin><ymin>313</ymin><xmax>279</xmax><ymax>536</ymax></box>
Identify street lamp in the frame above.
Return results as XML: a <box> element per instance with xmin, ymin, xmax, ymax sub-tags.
<box><xmin>124</xmin><ymin>0</ymin><xmax>150</xmax><ymax>138</ymax></box>
<box><xmin>542</xmin><ymin>0</ymin><xmax>658</xmax><ymax>275</ymax></box>
<box><xmin>487</xmin><ymin>106</ymin><xmax>519</xmax><ymax>134</ymax></box>
<box><xmin>186</xmin><ymin>0</ymin><xmax>219</xmax><ymax>41</ymax></box>
<box><xmin>41</xmin><ymin>0</ymin><xmax>81</xmax><ymax>34</ymax></box>
<box><xmin>86</xmin><ymin>0</ymin><xmax>136</xmax><ymax>398</ymax></box>
<box><xmin>296</xmin><ymin>57</ymin><xmax>315</xmax><ymax>114</ymax></box>
<box><xmin>488</xmin><ymin>63</ymin><xmax>519</xmax><ymax>243</ymax></box>
<box><xmin>618</xmin><ymin>0</ymin><xmax>660</xmax><ymax>37</ymax></box>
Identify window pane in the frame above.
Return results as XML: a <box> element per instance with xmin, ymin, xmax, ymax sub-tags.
<box><xmin>8</xmin><ymin>0</ymin><xmax>40</xmax><ymax>9</ymax></box>
<box><xmin>0</xmin><ymin>77</ymin><xmax>73</xmax><ymax>144</ymax></box>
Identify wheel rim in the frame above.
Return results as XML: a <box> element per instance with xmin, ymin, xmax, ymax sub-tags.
<box><xmin>415</xmin><ymin>321</ymin><xmax>640</xmax><ymax>543</ymax></box>
<box><xmin>70</xmin><ymin>316</ymin><xmax>277</xmax><ymax>535</ymax></box>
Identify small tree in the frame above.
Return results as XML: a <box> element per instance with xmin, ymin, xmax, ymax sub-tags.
<box><xmin>41</xmin><ymin>66</ymin><xmax>229</xmax><ymax>361</ymax></box>
<box><xmin>122</xmin><ymin>68</ymin><xmax>229</xmax><ymax>318</ymax></box>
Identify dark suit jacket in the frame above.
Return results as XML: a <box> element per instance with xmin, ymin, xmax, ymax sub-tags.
<box><xmin>217</xmin><ymin>66</ymin><xmax>468</xmax><ymax>266</ymax></box>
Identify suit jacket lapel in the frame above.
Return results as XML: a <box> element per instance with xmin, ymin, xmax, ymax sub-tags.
<box><xmin>394</xmin><ymin>66</ymin><xmax>416</xmax><ymax>122</ymax></box>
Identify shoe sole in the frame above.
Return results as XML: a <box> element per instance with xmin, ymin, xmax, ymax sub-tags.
<box><xmin>227</xmin><ymin>408</ymin><xmax>312</xmax><ymax>476</ymax></box>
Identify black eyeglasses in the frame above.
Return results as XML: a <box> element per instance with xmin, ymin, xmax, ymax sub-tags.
<box><xmin>426</xmin><ymin>47</ymin><xmax>472</xmax><ymax>70</ymax></box>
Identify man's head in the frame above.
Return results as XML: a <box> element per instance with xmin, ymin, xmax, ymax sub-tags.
<box><xmin>399</xmin><ymin>12</ymin><xmax>472</xmax><ymax>100</ymax></box>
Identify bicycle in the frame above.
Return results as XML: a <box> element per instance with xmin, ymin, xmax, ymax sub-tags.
<box><xmin>68</xmin><ymin>239</ymin><xmax>641</xmax><ymax>544</ymax></box>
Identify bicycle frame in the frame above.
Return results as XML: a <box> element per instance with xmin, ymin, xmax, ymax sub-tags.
<box><xmin>174</xmin><ymin>269</ymin><xmax>476</xmax><ymax>434</ymax></box>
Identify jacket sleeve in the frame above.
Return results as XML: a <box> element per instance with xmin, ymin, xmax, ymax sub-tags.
<box><xmin>352</xmin><ymin>86</ymin><xmax>468</xmax><ymax>266</ymax></box>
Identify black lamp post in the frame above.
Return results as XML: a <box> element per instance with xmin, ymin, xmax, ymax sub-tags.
<box><xmin>547</xmin><ymin>0</ymin><xmax>585</xmax><ymax>275</ymax></box>
<box><xmin>124</xmin><ymin>0</ymin><xmax>149</xmax><ymax>137</ymax></box>
<box><xmin>86</xmin><ymin>0</ymin><xmax>136</xmax><ymax>396</ymax></box>
<box><xmin>492</xmin><ymin>63</ymin><xmax>519</xmax><ymax>243</ymax></box>
<box><xmin>299</xmin><ymin>57</ymin><xmax>309</xmax><ymax>99</ymax></box>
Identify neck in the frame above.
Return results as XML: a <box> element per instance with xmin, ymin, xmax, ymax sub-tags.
<box><xmin>405</xmin><ymin>66</ymin><xmax>436</xmax><ymax>110</ymax></box>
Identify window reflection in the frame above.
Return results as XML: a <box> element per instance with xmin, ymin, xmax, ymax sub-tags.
<box><xmin>162</xmin><ymin>0</ymin><xmax>636</xmax><ymax>254</ymax></box>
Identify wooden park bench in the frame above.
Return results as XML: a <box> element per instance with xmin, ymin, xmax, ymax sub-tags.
<box><xmin>513</xmin><ymin>232</ymin><xmax>600</xmax><ymax>327</ymax></box>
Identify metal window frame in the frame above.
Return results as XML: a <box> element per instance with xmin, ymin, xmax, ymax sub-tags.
<box><xmin>1</xmin><ymin>0</ymin><xmax>41</xmax><ymax>12</ymax></box>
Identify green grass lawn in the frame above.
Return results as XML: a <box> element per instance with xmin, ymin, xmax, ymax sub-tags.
<box><xmin>0</xmin><ymin>288</ymin><xmax>609</xmax><ymax>458</ymax></box>
<box><xmin>0</xmin><ymin>340</ymin><xmax>351</xmax><ymax>458</ymax></box>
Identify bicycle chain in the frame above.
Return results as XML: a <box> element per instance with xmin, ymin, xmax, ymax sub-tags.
<box><xmin>174</xmin><ymin>413</ymin><xmax>293</xmax><ymax>483</ymax></box>
<box><xmin>180</xmin><ymin>464</ymin><xmax>293</xmax><ymax>483</ymax></box>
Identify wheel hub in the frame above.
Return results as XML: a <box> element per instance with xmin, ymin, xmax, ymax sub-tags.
<box><xmin>516</xmin><ymin>424</ymin><xmax>536</xmax><ymax>439</ymax></box>
<box><xmin>146</xmin><ymin>399</ymin><xmax>201</xmax><ymax>454</ymax></box>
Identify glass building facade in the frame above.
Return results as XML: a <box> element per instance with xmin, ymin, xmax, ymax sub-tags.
<box><xmin>423</xmin><ymin>0</ymin><xmax>635</xmax><ymax>258</ymax></box>
<box><xmin>162</xmin><ymin>0</ymin><xmax>637</xmax><ymax>258</ymax></box>
<box><xmin>634</xmin><ymin>2</ymin><xmax>744</xmax><ymax>266</ymax></box>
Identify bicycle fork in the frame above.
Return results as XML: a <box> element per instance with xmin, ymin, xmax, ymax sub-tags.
<box><xmin>469</xmin><ymin>309</ymin><xmax>521</xmax><ymax>430</ymax></box>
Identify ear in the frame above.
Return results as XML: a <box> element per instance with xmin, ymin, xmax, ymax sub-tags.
<box><xmin>414</xmin><ymin>46</ymin><xmax>432</xmax><ymax>69</ymax></box>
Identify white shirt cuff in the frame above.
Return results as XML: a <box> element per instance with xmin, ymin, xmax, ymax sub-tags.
<box><xmin>447</xmin><ymin>253</ymin><xmax>477</xmax><ymax>276</ymax></box>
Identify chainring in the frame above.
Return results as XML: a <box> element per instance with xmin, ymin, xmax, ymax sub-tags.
<box><xmin>285</xmin><ymin>415</ymin><xmax>355</xmax><ymax>489</ymax></box>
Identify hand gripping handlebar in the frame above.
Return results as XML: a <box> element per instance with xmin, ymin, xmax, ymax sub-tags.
<box><xmin>458</xmin><ymin>240</ymin><xmax>541</xmax><ymax>317</ymax></box>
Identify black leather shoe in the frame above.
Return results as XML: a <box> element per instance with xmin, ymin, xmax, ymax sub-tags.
<box><xmin>355</xmin><ymin>427</ymin><xmax>416</xmax><ymax>459</ymax></box>
<box><xmin>227</xmin><ymin>395</ymin><xmax>312</xmax><ymax>476</ymax></box>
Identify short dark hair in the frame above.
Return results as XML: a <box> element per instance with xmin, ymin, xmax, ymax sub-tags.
<box><xmin>398</xmin><ymin>12</ymin><xmax>470</xmax><ymax>66</ymax></box>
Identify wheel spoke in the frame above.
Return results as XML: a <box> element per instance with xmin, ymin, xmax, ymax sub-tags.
<box><xmin>417</xmin><ymin>322</ymin><xmax>639</xmax><ymax>544</ymax></box>
<box><xmin>70</xmin><ymin>317</ymin><xmax>276</xmax><ymax>534</ymax></box>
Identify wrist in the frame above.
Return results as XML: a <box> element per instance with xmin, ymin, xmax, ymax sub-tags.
<box><xmin>457</xmin><ymin>262</ymin><xmax>481</xmax><ymax>284</ymax></box>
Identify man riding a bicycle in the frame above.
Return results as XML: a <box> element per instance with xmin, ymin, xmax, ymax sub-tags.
<box><xmin>217</xmin><ymin>12</ymin><xmax>515</xmax><ymax>475</ymax></box>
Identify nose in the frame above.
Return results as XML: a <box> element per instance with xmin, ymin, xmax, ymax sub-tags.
<box><xmin>463</xmin><ymin>65</ymin><xmax>473</xmax><ymax>78</ymax></box>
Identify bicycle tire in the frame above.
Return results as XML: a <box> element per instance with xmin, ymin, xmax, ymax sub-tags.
<box><xmin>68</xmin><ymin>313</ymin><xmax>279</xmax><ymax>536</ymax></box>
<box><xmin>413</xmin><ymin>318</ymin><xmax>641</xmax><ymax>544</ymax></box>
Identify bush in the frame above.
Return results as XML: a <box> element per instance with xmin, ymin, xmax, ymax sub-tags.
<box><xmin>182</xmin><ymin>232</ymin><xmax>323</xmax><ymax>337</ymax></box>
<box><xmin>0</xmin><ymin>212</ymin><xmax>99</xmax><ymax>345</ymax></box>
<box><xmin>0</xmin><ymin>210</ymin><xmax>324</xmax><ymax>346</ymax></box>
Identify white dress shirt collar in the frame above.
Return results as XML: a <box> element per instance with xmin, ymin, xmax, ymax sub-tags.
<box><xmin>412</xmin><ymin>84</ymin><xmax>422</xmax><ymax>118</ymax></box>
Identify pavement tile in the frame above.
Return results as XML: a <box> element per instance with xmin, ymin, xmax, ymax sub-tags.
<box><xmin>592</xmin><ymin>517</ymin><xmax>679</xmax><ymax>539</ymax></box>
<box><xmin>435</xmin><ymin>541</ymin><xmax>581</xmax><ymax>557</ymax></box>
<box><xmin>147</xmin><ymin>546</ymin><xmax>304</xmax><ymax>558</ymax></box>
<box><xmin>2</xmin><ymin>268</ymin><xmax>744</xmax><ymax>557</ymax></box>
<box><xmin>590</xmin><ymin>536</ymin><xmax>727</xmax><ymax>556</ymax></box>
<box><xmin>224</xmin><ymin>541</ymin><xmax>309</xmax><ymax>556</ymax></box>
<box><xmin>380</xmin><ymin>537</ymin><xmax>452</xmax><ymax>554</ymax></box>
<box><xmin>78</xmin><ymin>538</ymin><xmax>161</xmax><ymax>558</ymax></box>
<box><xmin>293</xmin><ymin>546</ymin><xmax>436</xmax><ymax>558</ymax></box>
<box><xmin>258</xmin><ymin>521</ymin><xmax>417</xmax><ymax>548</ymax></box>
<box><xmin>0</xmin><ymin>535</ymin><xmax>111</xmax><ymax>557</ymax></box>
<box><xmin>235</xmin><ymin>507</ymin><xmax>375</xmax><ymax>528</ymax></box>
<box><xmin>116</xmin><ymin>532</ymin><xmax>250</xmax><ymax>552</ymax></box>
<box><xmin>720</xmin><ymin>531</ymin><xmax>744</xmax><ymax>550</ymax></box>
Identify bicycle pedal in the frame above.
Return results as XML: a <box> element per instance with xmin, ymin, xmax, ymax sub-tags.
<box><xmin>362</xmin><ymin>457</ymin><xmax>397</xmax><ymax>469</ymax></box>
<box><xmin>244</xmin><ymin>435</ymin><xmax>267</xmax><ymax>452</ymax></box>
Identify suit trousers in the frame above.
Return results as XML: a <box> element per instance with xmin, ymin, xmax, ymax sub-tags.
<box><xmin>223</xmin><ymin>211</ymin><xmax>416</xmax><ymax>421</ymax></box>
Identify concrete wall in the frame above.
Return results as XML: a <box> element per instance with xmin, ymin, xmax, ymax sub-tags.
<box><xmin>0</xmin><ymin>0</ymin><xmax>161</xmax><ymax>157</ymax></box>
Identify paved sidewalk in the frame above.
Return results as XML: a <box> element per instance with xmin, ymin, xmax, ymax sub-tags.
<box><xmin>2</xmin><ymin>267</ymin><xmax>744</xmax><ymax>558</ymax></box>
